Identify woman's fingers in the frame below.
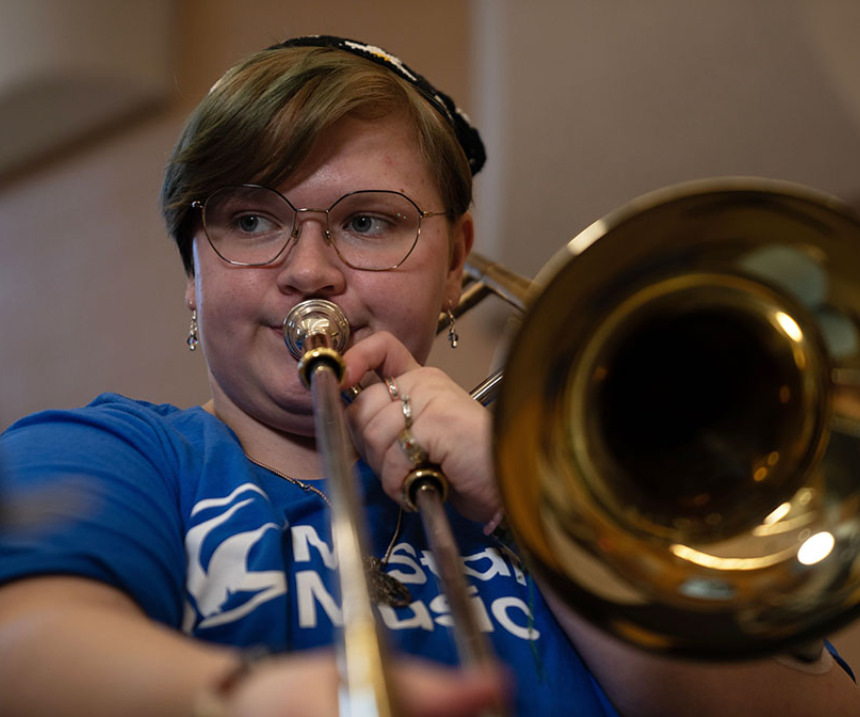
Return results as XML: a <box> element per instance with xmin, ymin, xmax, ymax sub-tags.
<box><xmin>341</xmin><ymin>331</ymin><xmax>420</xmax><ymax>390</ymax></box>
<box><xmin>397</xmin><ymin>661</ymin><xmax>511</xmax><ymax>717</ymax></box>
<box><xmin>344</xmin><ymin>333</ymin><xmax>500</xmax><ymax>523</ymax></box>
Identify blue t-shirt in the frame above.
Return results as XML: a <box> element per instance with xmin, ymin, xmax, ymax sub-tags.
<box><xmin>0</xmin><ymin>394</ymin><xmax>618</xmax><ymax>716</ymax></box>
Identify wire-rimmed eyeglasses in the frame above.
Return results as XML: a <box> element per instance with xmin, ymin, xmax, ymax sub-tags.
<box><xmin>191</xmin><ymin>184</ymin><xmax>450</xmax><ymax>271</ymax></box>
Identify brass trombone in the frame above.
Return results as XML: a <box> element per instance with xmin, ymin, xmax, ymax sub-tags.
<box><xmin>492</xmin><ymin>177</ymin><xmax>860</xmax><ymax>659</ymax></box>
<box><xmin>285</xmin><ymin>177</ymin><xmax>860</xmax><ymax>714</ymax></box>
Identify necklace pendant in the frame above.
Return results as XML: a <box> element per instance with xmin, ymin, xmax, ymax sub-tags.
<box><xmin>364</xmin><ymin>556</ymin><xmax>412</xmax><ymax>608</ymax></box>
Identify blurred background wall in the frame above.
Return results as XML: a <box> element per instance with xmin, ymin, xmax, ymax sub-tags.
<box><xmin>2</xmin><ymin>0</ymin><xmax>860</xmax><ymax>669</ymax></box>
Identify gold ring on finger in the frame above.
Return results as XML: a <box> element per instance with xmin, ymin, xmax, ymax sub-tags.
<box><xmin>385</xmin><ymin>376</ymin><xmax>400</xmax><ymax>402</ymax></box>
<box><xmin>397</xmin><ymin>427</ymin><xmax>429</xmax><ymax>466</ymax></box>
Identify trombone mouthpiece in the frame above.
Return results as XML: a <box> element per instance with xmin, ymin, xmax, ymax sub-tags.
<box><xmin>282</xmin><ymin>299</ymin><xmax>351</xmax><ymax>360</ymax></box>
<box><xmin>283</xmin><ymin>299</ymin><xmax>351</xmax><ymax>387</ymax></box>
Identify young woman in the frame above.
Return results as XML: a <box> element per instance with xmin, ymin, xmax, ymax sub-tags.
<box><xmin>0</xmin><ymin>36</ymin><xmax>855</xmax><ymax>717</ymax></box>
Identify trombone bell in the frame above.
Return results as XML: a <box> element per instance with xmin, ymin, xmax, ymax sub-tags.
<box><xmin>492</xmin><ymin>178</ymin><xmax>860</xmax><ymax>658</ymax></box>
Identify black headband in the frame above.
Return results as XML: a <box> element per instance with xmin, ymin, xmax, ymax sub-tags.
<box><xmin>267</xmin><ymin>35</ymin><xmax>486</xmax><ymax>176</ymax></box>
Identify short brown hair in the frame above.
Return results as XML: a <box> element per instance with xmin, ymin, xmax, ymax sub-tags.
<box><xmin>161</xmin><ymin>45</ymin><xmax>474</xmax><ymax>274</ymax></box>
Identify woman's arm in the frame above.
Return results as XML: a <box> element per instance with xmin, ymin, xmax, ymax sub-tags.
<box><xmin>0</xmin><ymin>576</ymin><xmax>507</xmax><ymax>717</ymax></box>
<box><xmin>0</xmin><ymin>575</ymin><xmax>237</xmax><ymax>716</ymax></box>
<box><xmin>544</xmin><ymin>588</ymin><xmax>860</xmax><ymax>717</ymax></box>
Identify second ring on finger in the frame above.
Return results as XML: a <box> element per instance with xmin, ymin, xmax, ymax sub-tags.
<box><xmin>400</xmin><ymin>394</ymin><xmax>413</xmax><ymax>429</ymax></box>
<box><xmin>376</xmin><ymin>378</ymin><xmax>429</xmax><ymax>468</ymax></box>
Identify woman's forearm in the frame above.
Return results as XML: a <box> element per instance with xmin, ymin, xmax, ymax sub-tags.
<box><xmin>542</xmin><ymin>586</ymin><xmax>859</xmax><ymax>717</ymax></box>
<box><xmin>0</xmin><ymin>575</ymin><xmax>508</xmax><ymax>717</ymax></box>
<box><xmin>0</xmin><ymin>576</ymin><xmax>238</xmax><ymax>717</ymax></box>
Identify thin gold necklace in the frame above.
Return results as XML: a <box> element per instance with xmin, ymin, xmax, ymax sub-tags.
<box><xmin>245</xmin><ymin>454</ymin><xmax>411</xmax><ymax>607</ymax></box>
<box><xmin>245</xmin><ymin>454</ymin><xmax>330</xmax><ymax>505</ymax></box>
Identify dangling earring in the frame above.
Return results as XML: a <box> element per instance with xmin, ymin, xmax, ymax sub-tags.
<box><xmin>446</xmin><ymin>307</ymin><xmax>459</xmax><ymax>349</ymax></box>
<box><xmin>186</xmin><ymin>310</ymin><xmax>199</xmax><ymax>351</ymax></box>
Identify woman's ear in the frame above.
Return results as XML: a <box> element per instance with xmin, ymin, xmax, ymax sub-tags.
<box><xmin>185</xmin><ymin>275</ymin><xmax>197</xmax><ymax>311</ymax></box>
<box><xmin>444</xmin><ymin>211</ymin><xmax>474</xmax><ymax>307</ymax></box>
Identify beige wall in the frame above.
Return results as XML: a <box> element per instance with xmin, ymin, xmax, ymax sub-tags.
<box><xmin>2</xmin><ymin>0</ymin><xmax>860</xmax><ymax>677</ymax></box>
<box><xmin>474</xmin><ymin>0</ymin><xmax>860</xmax><ymax>274</ymax></box>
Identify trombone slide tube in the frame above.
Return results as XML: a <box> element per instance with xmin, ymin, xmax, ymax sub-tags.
<box><xmin>413</xmin><ymin>482</ymin><xmax>495</xmax><ymax>670</ymax></box>
<box><xmin>411</xmin><ymin>478</ymin><xmax>507</xmax><ymax>717</ymax></box>
<box><xmin>311</xmin><ymin>362</ymin><xmax>397</xmax><ymax>717</ymax></box>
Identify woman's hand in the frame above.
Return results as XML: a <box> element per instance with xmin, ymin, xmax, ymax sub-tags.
<box><xmin>343</xmin><ymin>331</ymin><xmax>501</xmax><ymax>524</ymax></box>
<box><xmin>226</xmin><ymin>650</ymin><xmax>508</xmax><ymax>717</ymax></box>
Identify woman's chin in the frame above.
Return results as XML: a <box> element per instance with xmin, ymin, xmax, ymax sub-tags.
<box><xmin>269</xmin><ymin>388</ymin><xmax>326</xmax><ymax>434</ymax></box>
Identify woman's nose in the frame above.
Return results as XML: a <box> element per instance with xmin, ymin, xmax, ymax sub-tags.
<box><xmin>276</xmin><ymin>214</ymin><xmax>346</xmax><ymax>295</ymax></box>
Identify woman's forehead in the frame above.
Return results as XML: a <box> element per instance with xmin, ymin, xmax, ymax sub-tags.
<box><xmin>270</xmin><ymin>113</ymin><xmax>439</xmax><ymax>203</ymax></box>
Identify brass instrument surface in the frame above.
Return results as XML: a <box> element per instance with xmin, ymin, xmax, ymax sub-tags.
<box><xmin>493</xmin><ymin>178</ymin><xmax>860</xmax><ymax>657</ymax></box>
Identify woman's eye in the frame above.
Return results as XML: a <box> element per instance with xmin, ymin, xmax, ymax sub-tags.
<box><xmin>347</xmin><ymin>214</ymin><xmax>389</xmax><ymax>235</ymax></box>
<box><xmin>233</xmin><ymin>213</ymin><xmax>278</xmax><ymax>235</ymax></box>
